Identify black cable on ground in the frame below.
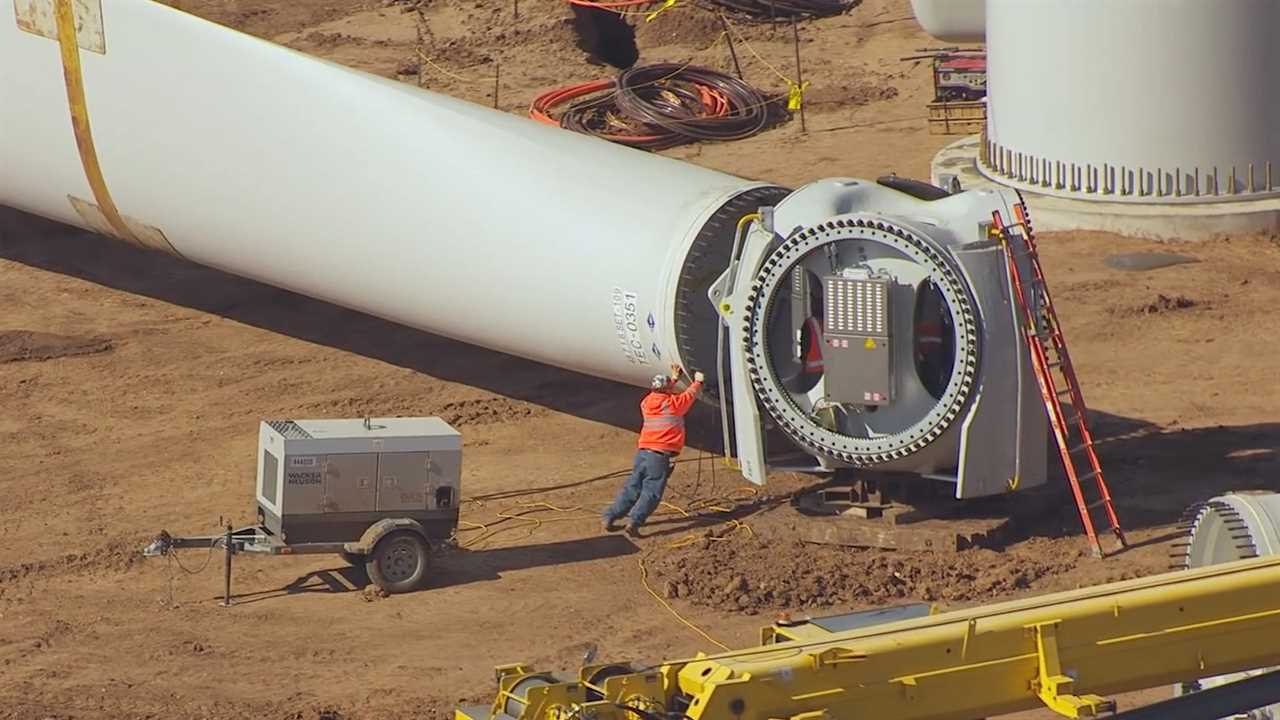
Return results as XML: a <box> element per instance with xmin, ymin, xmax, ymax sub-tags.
<box><xmin>558</xmin><ymin>81</ymin><xmax>683</xmax><ymax>151</ymax></box>
<box><xmin>567</xmin><ymin>0</ymin><xmax>854</xmax><ymax>20</ymax></box>
<box><xmin>616</xmin><ymin>63</ymin><xmax>770</xmax><ymax>143</ymax></box>
<box><xmin>541</xmin><ymin>63</ymin><xmax>779</xmax><ymax>150</ymax></box>
<box><xmin>693</xmin><ymin>0</ymin><xmax>856</xmax><ymax>21</ymax></box>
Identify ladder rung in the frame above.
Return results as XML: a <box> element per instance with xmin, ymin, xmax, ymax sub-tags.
<box><xmin>1069</xmin><ymin>442</ymin><xmax>1091</xmax><ymax>454</ymax></box>
<box><xmin>1087</xmin><ymin>499</ymin><xmax>1110</xmax><ymax>510</ymax></box>
<box><xmin>1061</xmin><ymin>414</ymin><xmax>1081</xmax><ymax>425</ymax></box>
<box><xmin>1057</xmin><ymin>387</ymin><xmax>1074</xmax><ymax>397</ymax></box>
<box><xmin>1076</xmin><ymin>469</ymin><xmax>1101</xmax><ymax>483</ymax></box>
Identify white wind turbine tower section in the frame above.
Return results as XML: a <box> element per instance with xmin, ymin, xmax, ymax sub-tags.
<box><xmin>1</xmin><ymin>0</ymin><xmax>1048</xmax><ymax>499</ymax></box>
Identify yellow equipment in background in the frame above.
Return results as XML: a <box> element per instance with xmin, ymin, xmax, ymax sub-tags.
<box><xmin>458</xmin><ymin>555</ymin><xmax>1280</xmax><ymax>720</ymax></box>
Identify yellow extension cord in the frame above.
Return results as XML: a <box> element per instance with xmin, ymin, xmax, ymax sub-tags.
<box><xmin>453</xmin><ymin>468</ymin><xmax>760</xmax><ymax>650</ymax></box>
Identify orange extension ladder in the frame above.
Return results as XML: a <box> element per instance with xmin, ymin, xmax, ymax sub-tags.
<box><xmin>991</xmin><ymin>201</ymin><xmax>1127</xmax><ymax>558</ymax></box>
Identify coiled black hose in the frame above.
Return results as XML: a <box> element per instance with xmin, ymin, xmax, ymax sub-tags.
<box><xmin>615</xmin><ymin>64</ymin><xmax>771</xmax><ymax>143</ymax></box>
<box><xmin>694</xmin><ymin>0</ymin><xmax>855</xmax><ymax>21</ymax></box>
<box><xmin>548</xmin><ymin>64</ymin><xmax>777</xmax><ymax>150</ymax></box>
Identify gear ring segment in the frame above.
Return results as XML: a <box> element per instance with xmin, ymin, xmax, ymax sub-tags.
<box><xmin>743</xmin><ymin>217</ymin><xmax>981</xmax><ymax>466</ymax></box>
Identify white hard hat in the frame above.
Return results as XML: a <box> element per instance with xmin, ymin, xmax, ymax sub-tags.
<box><xmin>651</xmin><ymin>374</ymin><xmax>672</xmax><ymax>390</ymax></box>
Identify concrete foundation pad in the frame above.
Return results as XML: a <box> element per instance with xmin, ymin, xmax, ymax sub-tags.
<box><xmin>791</xmin><ymin>512</ymin><xmax>1010</xmax><ymax>553</ymax></box>
<box><xmin>932</xmin><ymin>136</ymin><xmax>1280</xmax><ymax>241</ymax></box>
<box><xmin>788</xmin><ymin>482</ymin><xmax>1071</xmax><ymax>553</ymax></box>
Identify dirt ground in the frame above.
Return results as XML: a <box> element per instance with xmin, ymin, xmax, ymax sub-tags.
<box><xmin>3</xmin><ymin>0</ymin><xmax>1280</xmax><ymax>718</ymax></box>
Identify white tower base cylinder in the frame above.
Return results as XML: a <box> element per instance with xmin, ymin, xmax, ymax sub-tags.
<box><xmin>932</xmin><ymin>137</ymin><xmax>1280</xmax><ymax>241</ymax></box>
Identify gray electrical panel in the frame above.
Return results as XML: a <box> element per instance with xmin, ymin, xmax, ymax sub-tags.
<box><xmin>823</xmin><ymin>273</ymin><xmax>893</xmax><ymax>406</ymax></box>
<box><xmin>255</xmin><ymin>417</ymin><xmax>462</xmax><ymax>543</ymax></box>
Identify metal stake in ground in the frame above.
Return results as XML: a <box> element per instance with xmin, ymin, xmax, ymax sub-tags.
<box><xmin>513</xmin><ymin>0</ymin><xmax>519</xmax><ymax>20</ymax></box>
<box><xmin>718</xmin><ymin>13</ymin><xmax>744</xmax><ymax>80</ymax></box>
<box><xmin>791</xmin><ymin>18</ymin><xmax>807</xmax><ymax>133</ymax></box>
<box><xmin>221</xmin><ymin>523</ymin><xmax>233</xmax><ymax>607</ymax></box>
<box><xmin>494</xmin><ymin>61</ymin><xmax>501</xmax><ymax>109</ymax></box>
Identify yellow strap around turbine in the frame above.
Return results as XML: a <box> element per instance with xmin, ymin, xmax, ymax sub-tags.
<box><xmin>53</xmin><ymin>0</ymin><xmax>136</xmax><ymax>244</ymax></box>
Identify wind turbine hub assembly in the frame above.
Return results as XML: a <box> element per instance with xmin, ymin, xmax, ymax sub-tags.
<box><xmin>744</xmin><ymin>216</ymin><xmax>980</xmax><ymax>466</ymax></box>
<box><xmin>715</xmin><ymin>179</ymin><xmax>1047</xmax><ymax>496</ymax></box>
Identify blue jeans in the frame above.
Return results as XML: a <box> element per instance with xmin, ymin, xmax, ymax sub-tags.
<box><xmin>604</xmin><ymin>449</ymin><xmax>673</xmax><ymax>528</ymax></box>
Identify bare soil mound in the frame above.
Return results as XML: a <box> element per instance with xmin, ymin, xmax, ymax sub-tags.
<box><xmin>806</xmin><ymin>78</ymin><xmax>899</xmax><ymax>107</ymax></box>
<box><xmin>0</xmin><ymin>330</ymin><xmax>111</xmax><ymax>362</ymax></box>
<box><xmin>650</xmin><ymin>536</ymin><xmax>1088</xmax><ymax>613</ymax></box>
<box><xmin>632</xmin><ymin>9</ymin><xmax>726</xmax><ymax>48</ymax></box>
<box><xmin>1139</xmin><ymin>294</ymin><xmax>1200</xmax><ymax>314</ymax></box>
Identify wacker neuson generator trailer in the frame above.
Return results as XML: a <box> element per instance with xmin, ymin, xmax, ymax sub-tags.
<box><xmin>145</xmin><ymin>417</ymin><xmax>462</xmax><ymax>596</ymax></box>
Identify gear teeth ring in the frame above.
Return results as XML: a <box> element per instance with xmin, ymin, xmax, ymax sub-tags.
<box><xmin>742</xmin><ymin>216</ymin><xmax>981</xmax><ymax>467</ymax></box>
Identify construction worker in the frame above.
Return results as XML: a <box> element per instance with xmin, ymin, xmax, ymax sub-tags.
<box><xmin>603</xmin><ymin>365</ymin><xmax>704</xmax><ymax>538</ymax></box>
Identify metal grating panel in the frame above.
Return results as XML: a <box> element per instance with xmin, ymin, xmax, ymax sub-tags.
<box><xmin>260</xmin><ymin>449</ymin><xmax>278</xmax><ymax>505</ymax></box>
<box><xmin>267</xmin><ymin>420</ymin><xmax>312</xmax><ymax>439</ymax></box>
<box><xmin>823</xmin><ymin>274</ymin><xmax>893</xmax><ymax>406</ymax></box>
<box><xmin>825</xmin><ymin>276</ymin><xmax>889</xmax><ymax>337</ymax></box>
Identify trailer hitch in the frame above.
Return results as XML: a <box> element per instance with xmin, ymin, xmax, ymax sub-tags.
<box><xmin>142</xmin><ymin>530</ymin><xmax>176</xmax><ymax>557</ymax></box>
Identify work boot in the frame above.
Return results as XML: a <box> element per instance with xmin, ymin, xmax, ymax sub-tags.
<box><xmin>623</xmin><ymin>522</ymin><xmax>642</xmax><ymax>539</ymax></box>
<box><xmin>602</xmin><ymin>517</ymin><xmax>620</xmax><ymax>533</ymax></box>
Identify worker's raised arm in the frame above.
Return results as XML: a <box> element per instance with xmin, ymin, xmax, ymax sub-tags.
<box><xmin>667</xmin><ymin>371</ymin><xmax>704</xmax><ymax>415</ymax></box>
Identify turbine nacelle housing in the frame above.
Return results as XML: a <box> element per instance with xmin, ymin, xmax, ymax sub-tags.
<box><xmin>716</xmin><ymin>179</ymin><xmax>1047</xmax><ymax>499</ymax></box>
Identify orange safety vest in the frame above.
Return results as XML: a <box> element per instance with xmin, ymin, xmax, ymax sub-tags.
<box><xmin>804</xmin><ymin>316</ymin><xmax>824</xmax><ymax>373</ymax></box>
<box><xmin>638</xmin><ymin>381</ymin><xmax>702</xmax><ymax>453</ymax></box>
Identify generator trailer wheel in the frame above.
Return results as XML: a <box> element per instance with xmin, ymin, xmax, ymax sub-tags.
<box><xmin>365</xmin><ymin>530</ymin><xmax>429</xmax><ymax>593</ymax></box>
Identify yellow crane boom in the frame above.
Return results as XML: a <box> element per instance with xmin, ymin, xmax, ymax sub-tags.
<box><xmin>459</xmin><ymin>555</ymin><xmax>1280</xmax><ymax>720</ymax></box>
